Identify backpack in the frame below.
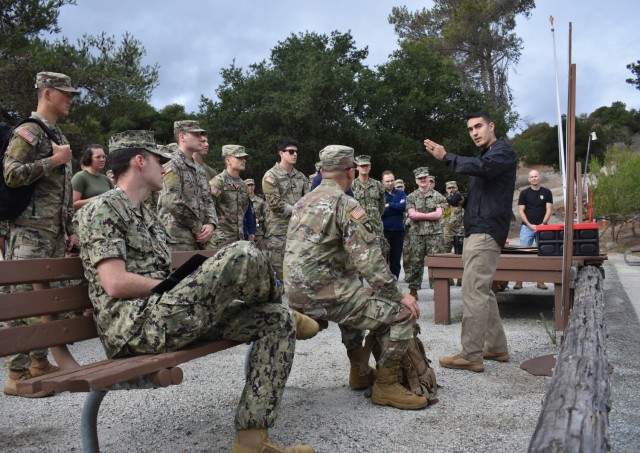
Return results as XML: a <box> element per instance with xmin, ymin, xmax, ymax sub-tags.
<box><xmin>0</xmin><ymin>118</ymin><xmax>60</xmax><ymax>221</ymax></box>
<box><xmin>363</xmin><ymin>324</ymin><xmax>439</xmax><ymax>405</ymax></box>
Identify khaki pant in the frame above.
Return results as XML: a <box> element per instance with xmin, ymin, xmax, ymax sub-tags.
<box><xmin>459</xmin><ymin>233</ymin><xmax>508</xmax><ymax>362</ymax></box>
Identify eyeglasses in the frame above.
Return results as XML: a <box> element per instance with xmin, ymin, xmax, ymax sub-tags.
<box><xmin>283</xmin><ymin>148</ymin><xmax>298</xmax><ymax>154</ymax></box>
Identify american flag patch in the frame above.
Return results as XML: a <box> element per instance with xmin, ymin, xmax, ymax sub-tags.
<box><xmin>17</xmin><ymin>128</ymin><xmax>36</xmax><ymax>144</ymax></box>
<box><xmin>349</xmin><ymin>206</ymin><xmax>366</xmax><ymax>220</ymax></box>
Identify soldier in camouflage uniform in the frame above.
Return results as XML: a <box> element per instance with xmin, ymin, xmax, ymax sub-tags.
<box><xmin>405</xmin><ymin>167</ymin><xmax>447</xmax><ymax>298</ymax></box>
<box><xmin>352</xmin><ymin>155</ymin><xmax>388</xmax><ymax>258</ymax></box>
<box><xmin>262</xmin><ymin>138</ymin><xmax>308</xmax><ymax>282</ymax></box>
<box><xmin>442</xmin><ymin>180</ymin><xmax>464</xmax><ymax>286</ymax></box>
<box><xmin>245</xmin><ymin>178</ymin><xmax>266</xmax><ymax>250</ymax></box>
<box><xmin>442</xmin><ymin>180</ymin><xmax>464</xmax><ymax>251</ymax></box>
<box><xmin>2</xmin><ymin>72</ymin><xmax>80</xmax><ymax>397</ymax></box>
<box><xmin>75</xmin><ymin>130</ymin><xmax>316</xmax><ymax>453</ymax></box>
<box><xmin>157</xmin><ymin>120</ymin><xmax>217</xmax><ymax>251</ymax></box>
<box><xmin>284</xmin><ymin>145</ymin><xmax>429</xmax><ymax>410</ymax></box>
<box><xmin>208</xmin><ymin>145</ymin><xmax>253</xmax><ymax>250</ymax></box>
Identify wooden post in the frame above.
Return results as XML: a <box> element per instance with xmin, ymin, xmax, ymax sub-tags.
<box><xmin>576</xmin><ymin>161</ymin><xmax>583</xmax><ymax>223</ymax></box>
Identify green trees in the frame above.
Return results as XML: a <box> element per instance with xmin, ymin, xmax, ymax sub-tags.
<box><xmin>590</xmin><ymin>145</ymin><xmax>640</xmax><ymax>242</ymax></box>
<box><xmin>198</xmin><ymin>30</ymin><xmax>508</xmax><ymax>189</ymax></box>
<box><xmin>388</xmin><ymin>0</ymin><xmax>535</xmax><ymax>111</ymax></box>
<box><xmin>199</xmin><ymin>31</ymin><xmax>372</xmax><ymax>178</ymax></box>
<box><xmin>511</xmin><ymin>102</ymin><xmax>640</xmax><ymax>169</ymax></box>
<box><xmin>1</xmin><ymin>0</ymin><xmax>160</xmax><ymax>151</ymax></box>
<box><xmin>626</xmin><ymin>60</ymin><xmax>640</xmax><ymax>90</ymax></box>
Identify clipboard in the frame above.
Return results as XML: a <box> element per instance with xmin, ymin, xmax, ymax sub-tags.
<box><xmin>151</xmin><ymin>253</ymin><xmax>208</xmax><ymax>294</ymax></box>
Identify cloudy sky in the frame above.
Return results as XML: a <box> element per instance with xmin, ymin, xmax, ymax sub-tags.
<box><xmin>55</xmin><ymin>0</ymin><xmax>638</xmax><ymax>132</ymax></box>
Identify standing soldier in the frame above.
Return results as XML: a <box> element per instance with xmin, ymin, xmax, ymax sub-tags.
<box><xmin>262</xmin><ymin>138</ymin><xmax>308</xmax><ymax>283</ymax></box>
<box><xmin>208</xmin><ymin>145</ymin><xmax>253</xmax><ymax>250</ymax></box>
<box><xmin>245</xmin><ymin>178</ymin><xmax>266</xmax><ymax>250</ymax></box>
<box><xmin>405</xmin><ymin>167</ymin><xmax>446</xmax><ymax>299</ymax></box>
<box><xmin>158</xmin><ymin>120</ymin><xmax>217</xmax><ymax>251</ymax></box>
<box><xmin>352</xmin><ymin>155</ymin><xmax>388</xmax><ymax>257</ymax></box>
<box><xmin>3</xmin><ymin>71</ymin><xmax>80</xmax><ymax>397</ymax></box>
<box><xmin>442</xmin><ymin>180</ymin><xmax>465</xmax><ymax>285</ymax></box>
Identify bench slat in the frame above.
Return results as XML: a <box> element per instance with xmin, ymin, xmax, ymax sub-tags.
<box><xmin>0</xmin><ymin>257</ymin><xmax>85</xmax><ymax>285</ymax></box>
<box><xmin>0</xmin><ymin>316</ymin><xmax>97</xmax><ymax>357</ymax></box>
<box><xmin>0</xmin><ymin>285</ymin><xmax>91</xmax><ymax>321</ymax></box>
<box><xmin>17</xmin><ymin>340</ymin><xmax>242</xmax><ymax>393</ymax></box>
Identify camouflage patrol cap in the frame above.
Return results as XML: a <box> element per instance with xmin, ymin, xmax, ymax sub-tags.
<box><xmin>446</xmin><ymin>180</ymin><xmax>458</xmax><ymax>189</ymax></box>
<box><xmin>245</xmin><ymin>178</ymin><xmax>255</xmax><ymax>185</ymax></box>
<box><xmin>354</xmin><ymin>155</ymin><xmax>371</xmax><ymax>166</ymax></box>
<box><xmin>315</xmin><ymin>161</ymin><xmax>322</xmax><ymax>171</ymax></box>
<box><xmin>164</xmin><ymin>142</ymin><xmax>179</xmax><ymax>153</ymax></box>
<box><xmin>108</xmin><ymin>130</ymin><xmax>172</xmax><ymax>164</ymax></box>
<box><xmin>413</xmin><ymin>167</ymin><xmax>429</xmax><ymax>178</ymax></box>
<box><xmin>222</xmin><ymin>144</ymin><xmax>249</xmax><ymax>157</ymax></box>
<box><xmin>394</xmin><ymin>179</ymin><xmax>405</xmax><ymax>188</ymax></box>
<box><xmin>173</xmin><ymin>120</ymin><xmax>206</xmax><ymax>135</ymax></box>
<box><xmin>319</xmin><ymin>145</ymin><xmax>356</xmax><ymax>168</ymax></box>
<box><xmin>35</xmin><ymin>72</ymin><xmax>80</xmax><ymax>94</ymax></box>
<box><xmin>428</xmin><ymin>175</ymin><xmax>436</xmax><ymax>182</ymax></box>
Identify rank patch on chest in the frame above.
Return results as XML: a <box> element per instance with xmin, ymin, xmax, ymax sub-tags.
<box><xmin>349</xmin><ymin>206</ymin><xmax>366</xmax><ymax>220</ymax></box>
<box><xmin>17</xmin><ymin>128</ymin><xmax>36</xmax><ymax>144</ymax></box>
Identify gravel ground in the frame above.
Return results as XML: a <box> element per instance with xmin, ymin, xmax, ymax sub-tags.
<box><xmin>1</xmin><ymin>256</ymin><xmax>638</xmax><ymax>452</ymax></box>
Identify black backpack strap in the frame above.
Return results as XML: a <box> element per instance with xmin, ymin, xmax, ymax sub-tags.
<box><xmin>16</xmin><ymin>118</ymin><xmax>61</xmax><ymax>146</ymax></box>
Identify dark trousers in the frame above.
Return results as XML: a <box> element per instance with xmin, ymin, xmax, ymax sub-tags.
<box><xmin>384</xmin><ymin>230</ymin><xmax>404</xmax><ymax>279</ymax></box>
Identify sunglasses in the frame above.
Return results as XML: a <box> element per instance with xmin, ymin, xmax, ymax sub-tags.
<box><xmin>282</xmin><ymin>148</ymin><xmax>298</xmax><ymax>154</ymax></box>
<box><xmin>417</xmin><ymin>176</ymin><xmax>429</xmax><ymax>181</ymax></box>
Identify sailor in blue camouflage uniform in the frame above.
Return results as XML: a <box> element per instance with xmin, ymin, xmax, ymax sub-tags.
<box><xmin>75</xmin><ymin>130</ymin><xmax>316</xmax><ymax>453</ymax></box>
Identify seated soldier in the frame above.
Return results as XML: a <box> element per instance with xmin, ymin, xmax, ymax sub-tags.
<box><xmin>74</xmin><ymin>130</ymin><xmax>317</xmax><ymax>453</ymax></box>
<box><xmin>284</xmin><ymin>145</ymin><xmax>428</xmax><ymax>410</ymax></box>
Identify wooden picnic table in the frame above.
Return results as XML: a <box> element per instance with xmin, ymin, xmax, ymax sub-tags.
<box><xmin>425</xmin><ymin>252</ymin><xmax>606</xmax><ymax>330</ymax></box>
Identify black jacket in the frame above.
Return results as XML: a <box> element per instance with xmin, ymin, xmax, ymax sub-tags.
<box><xmin>443</xmin><ymin>139</ymin><xmax>516</xmax><ymax>247</ymax></box>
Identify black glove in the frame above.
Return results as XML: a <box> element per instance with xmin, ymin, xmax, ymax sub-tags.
<box><xmin>446</xmin><ymin>191</ymin><xmax>463</xmax><ymax>206</ymax></box>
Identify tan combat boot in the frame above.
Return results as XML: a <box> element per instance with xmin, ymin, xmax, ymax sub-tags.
<box><xmin>409</xmin><ymin>288</ymin><xmax>418</xmax><ymax>300</ymax></box>
<box><xmin>3</xmin><ymin>369</ymin><xmax>53</xmax><ymax>398</ymax></box>
<box><xmin>536</xmin><ymin>282</ymin><xmax>547</xmax><ymax>290</ymax></box>
<box><xmin>512</xmin><ymin>281</ymin><xmax>523</xmax><ymax>289</ymax></box>
<box><xmin>231</xmin><ymin>428</ymin><xmax>314</xmax><ymax>453</ymax></box>
<box><xmin>29</xmin><ymin>356</ymin><xmax>60</xmax><ymax>377</ymax></box>
<box><xmin>346</xmin><ymin>347</ymin><xmax>376</xmax><ymax>390</ymax></box>
<box><xmin>292</xmin><ymin>311</ymin><xmax>320</xmax><ymax>340</ymax></box>
<box><xmin>371</xmin><ymin>365</ymin><xmax>429</xmax><ymax>410</ymax></box>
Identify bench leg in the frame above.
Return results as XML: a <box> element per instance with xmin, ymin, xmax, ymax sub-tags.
<box><xmin>433</xmin><ymin>278</ymin><xmax>451</xmax><ymax>325</ymax></box>
<box><xmin>81</xmin><ymin>390</ymin><xmax>108</xmax><ymax>453</ymax></box>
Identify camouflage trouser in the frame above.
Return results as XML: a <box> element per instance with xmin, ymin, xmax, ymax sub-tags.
<box><xmin>299</xmin><ymin>289</ymin><xmax>415</xmax><ymax>368</ymax></box>
<box><xmin>122</xmin><ymin>241</ymin><xmax>295</xmax><ymax>431</ymax></box>
<box><xmin>402</xmin><ymin>228</ymin><xmax>411</xmax><ymax>282</ymax></box>
<box><xmin>264</xmin><ymin>234</ymin><xmax>286</xmax><ymax>276</ymax></box>
<box><xmin>405</xmin><ymin>233</ymin><xmax>446</xmax><ymax>290</ymax></box>
<box><xmin>254</xmin><ymin>234</ymin><xmax>265</xmax><ymax>251</ymax></box>
<box><xmin>4</xmin><ymin>226</ymin><xmax>66</xmax><ymax>371</ymax></box>
<box><xmin>379</xmin><ymin>234</ymin><xmax>390</xmax><ymax>263</ymax></box>
<box><xmin>443</xmin><ymin>230</ymin><xmax>455</xmax><ymax>254</ymax></box>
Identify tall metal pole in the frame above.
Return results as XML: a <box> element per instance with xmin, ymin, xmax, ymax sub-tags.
<box><xmin>550</xmin><ymin>16</ymin><xmax>567</xmax><ymax>203</ymax></box>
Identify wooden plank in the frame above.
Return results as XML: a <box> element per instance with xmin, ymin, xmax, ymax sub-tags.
<box><xmin>22</xmin><ymin>340</ymin><xmax>243</xmax><ymax>393</ymax></box>
<box><xmin>0</xmin><ymin>285</ymin><xmax>91</xmax><ymax>321</ymax></box>
<box><xmin>0</xmin><ymin>317</ymin><xmax>97</xmax><ymax>357</ymax></box>
<box><xmin>0</xmin><ymin>257</ymin><xmax>85</xmax><ymax>285</ymax></box>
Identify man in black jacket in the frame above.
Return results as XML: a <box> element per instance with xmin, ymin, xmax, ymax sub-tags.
<box><xmin>424</xmin><ymin>112</ymin><xmax>516</xmax><ymax>372</ymax></box>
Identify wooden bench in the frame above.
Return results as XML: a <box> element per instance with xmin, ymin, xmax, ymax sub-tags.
<box><xmin>0</xmin><ymin>250</ymin><xmax>241</xmax><ymax>453</ymax></box>
<box><xmin>425</xmin><ymin>253</ymin><xmax>607</xmax><ymax>330</ymax></box>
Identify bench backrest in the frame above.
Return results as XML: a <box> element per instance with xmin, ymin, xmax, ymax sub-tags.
<box><xmin>0</xmin><ymin>250</ymin><xmax>217</xmax><ymax>360</ymax></box>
